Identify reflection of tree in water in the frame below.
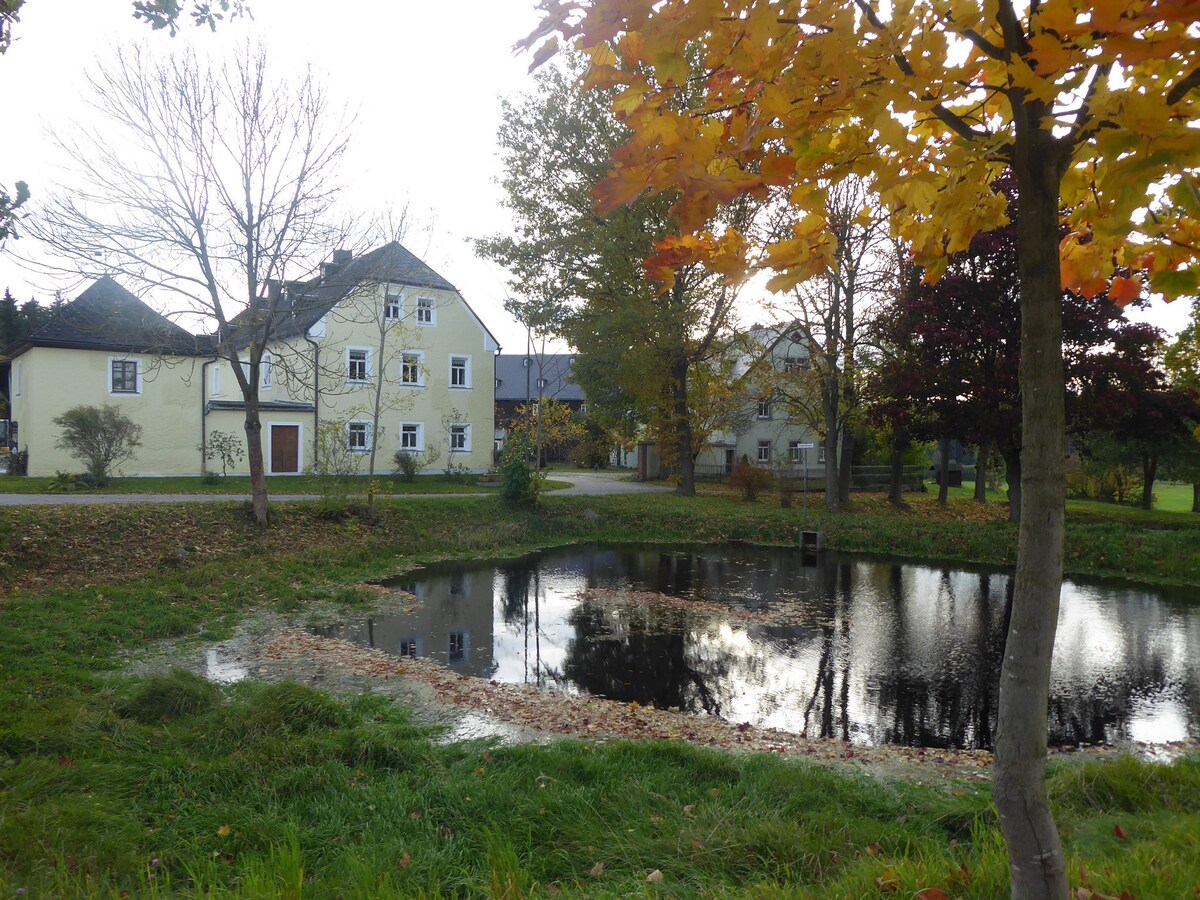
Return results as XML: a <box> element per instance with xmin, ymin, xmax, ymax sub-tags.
<box><xmin>563</xmin><ymin>600</ymin><xmax>733</xmax><ymax>716</ymax></box>
<box><xmin>499</xmin><ymin>565</ymin><xmax>534</xmax><ymax>626</ymax></box>
<box><xmin>861</xmin><ymin>568</ymin><xmax>1011</xmax><ymax>750</ymax></box>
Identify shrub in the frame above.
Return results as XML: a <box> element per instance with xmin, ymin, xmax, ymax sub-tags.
<box><xmin>53</xmin><ymin>403</ymin><xmax>143</xmax><ymax>484</ymax></box>
<box><xmin>117</xmin><ymin>669</ymin><xmax>221</xmax><ymax>723</ymax></box>
<box><xmin>392</xmin><ymin>446</ymin><xmax>440</xmax><ymax>482</ymax></box>
<box><xmin>198</xmin><ymin>429</ymin><xmax>244</xmax><ymax>478</ymax></box>
<box><xmin>499</xmin><ymin>438</ymin><xmax>543</xmax><ymax>509</ymax></box>
<box><xmin>728</xmin><ymin>457</ymin><xmax>772</xmax><ymax>502</ymax></box>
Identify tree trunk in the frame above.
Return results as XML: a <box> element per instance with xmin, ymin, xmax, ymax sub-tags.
<box><xmin>937</xmin><ymin>437</ymin><xmax>951</xmax><ymax>507</ymax></box>
<box><xmin>1192</xmin><ymin>482</ymin><xmax>1199</xmax><ymax>513</ymax></box>
<box><xmin>888</xmin><ymin>427</ymin><xmax>908</xmax><ymax>506</ymax></box>
<box><xmin>243</xmin><ymin>400</ymin><xmax>269</xmax><ymax>527</ymax></box>
<box><xmin>1140</xmin><ymin>453</ymin><xmax>1156</xmax><ymax>510</ymax></box>
<box><xmin>993</xmin><ymin>131</ymin><xmax>1069</xmax><ymax>900</ymax></box>
<box><xmin>974</xmin><ymin>446</ymin><xmax>989</xmax><ymax>504</ymax></box>
<box><xmin>1003</xmin><ymin>446</ymin><xmax>1022</xmax><ymax>524</ymax></box>
<box><xmin>823</xmin><ymin>379</ymin><xmax>840</xmax><ymax>511</ymax></box>
<box><xmin>671</xmin><ymin>357</ymin><xmax>695</xmax><ymax>497</ymax></box>
<box><xmin>837</xmin><ymin>428</ymin><xmax>854</xmax><ymax>506</ymax></box>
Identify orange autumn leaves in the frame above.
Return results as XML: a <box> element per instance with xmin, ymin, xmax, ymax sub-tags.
<box><xmin>522</xmin><ymin>0</ymin><xmax>1200</xmax><ymax>304</ymax></box>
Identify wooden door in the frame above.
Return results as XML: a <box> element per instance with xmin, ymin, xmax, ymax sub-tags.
<box><xmin>270</xmin><ymin>425</ymin><xmax>299</xmax><ymax>474</ymax></box>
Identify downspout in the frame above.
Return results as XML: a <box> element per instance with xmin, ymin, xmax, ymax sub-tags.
<box><xmin>200</xmin><ymin>355</ymin><xmax>219</xmax><ymax>474</ymax></box>
<box><xmin>305</xmin><ymin>335</ymin><xmax>321</xmax><ymax>464</ymax></box>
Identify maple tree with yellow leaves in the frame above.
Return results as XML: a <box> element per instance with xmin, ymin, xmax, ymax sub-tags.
<box><xmin>521</xmin><ymin>1</ymin><xmax>1200</xmax><ymax>897</ymax></box>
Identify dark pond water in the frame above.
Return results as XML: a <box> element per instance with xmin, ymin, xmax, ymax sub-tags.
<box><xmin>309</xmin><ymin>544</ymin><xmax>1200</xmax><ymax>750</ymax></box>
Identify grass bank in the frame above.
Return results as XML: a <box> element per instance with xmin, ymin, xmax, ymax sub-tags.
<box><xmin>0</xmin><ymin>472</ymin><xmax>496</xmax><ymax>495</ymax></box>
<box><xmin>0</xmin><ymin>493</ymin><xmax>1196</xmax><ymax>895</ymax></box>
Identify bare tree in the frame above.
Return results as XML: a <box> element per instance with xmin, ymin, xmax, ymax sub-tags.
<box><xmin>27</xmin><ymin>44</ymin><xmax>350</xmax><ymax>525</ymax></box>
<box><xmin>765</xmin><ymin>179</ymin><xmax>892</xmax><ymax>511</ymax></box>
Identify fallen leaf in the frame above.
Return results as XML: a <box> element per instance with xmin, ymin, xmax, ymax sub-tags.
<box><xmin>216</xmin><ymin>825</ymin><xmax>231</xmax><ymax>838</ymax></box>
<box><xmin>439</xmin><ymin>827</ymin><xmax>453</xmax><ymax>839</ymax></box>
<box><xmin>682</xmin><ymin>804</ymin><xmax>695</xmax><ymax>815</ymax></box>
<box><xmin>1113</xmin><ymin>824</ymin><xmax>1127</xmax><ymax>841</ymax></box>
<box><xmin>546</xmin><ymin>885</ymin><xmax>561</xmax><ymax>895</ymax></box>
<box><xmin>482</xmin><ymin>751</ymin><xmax>494</xmax><ymax>764</ymax></box>
<box><xmin>409</xmin><ymin>809</ymin><xmax>423</xmax><ymax>820</ymax></box>
<box><xmin>866</xmin><ymin>843</ymin><xmax>882</xmax><ymax>856</ymax></box>
<box><xmin>917</xmin><ymin>889</ymin><xmax>948</xmax><ymax>900</ymax></box>
<box><xmin>56</xmin><ymin>756</ymin><xmax>77</xmax><ymax>768</ymax></box>
<box><xmin>399</xmin><ymin>852</ymin><xmax>411</xmax><ymax>869</ymax></box>
<box><xmin>646</xmin><ymin>869</ymin><xmax>663</xmax><ymax>883</ymax></box>
<box><xmin>691</xmin><ymin>838</ymin><xmax>705</xmax><ymax>848</ymax></box>
<box><xmin>589</xmin><ymin>862</ymin><xmax>605</xmax><ymax>877</ymax></box>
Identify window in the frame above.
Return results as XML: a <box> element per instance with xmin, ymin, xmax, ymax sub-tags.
<box><xmin>110</xmin><ymin>359</ymin><xmax>139</xmax><ymax>394</ymax></box>
<box><xmin>449</xmin><ymin>423</ymin><xmax>470</xmax><ymax>452</ymax></box>
<box><xmin>346</xmin><ymin>348</ymin><xmax>369</xmax><ymax>383</ymax></box>
<box><xmin>818</xmin><ymin>446</ymin><xmax>827</xmax><ymax>464</ymax></box>
<box><xmin>782</xmin><ymin>357</ymin><xmax>808</xmax><ymax>373</ymax></box>
<box><xmin>789</xmin><ymin>441</ymin><xmax>804</xmax><ymax>463</ymax></box>
<box><xmin>400</xmin><ymin>352</ymin><xmax>424</xmax><ymax>386</ymax></box>
<box><xmin>537</xmin><ymin>377</ymin><xmax>548</xmax><ymax>389</ymax></box>
<box><xmin>398</xmin><ymin>638</ymin><xmax>419</xmax><ymax>658</ymax></box>
<box><xmin>522</xmin><ymin>357</ymin><xmax>530</xmax><ymax>368</ymax></box>
<box><xmin>399</xmin><ymin>422</ymin><xmax>423</xmax><ymax>451</ymax></box>
<box><xmin>450</xmin><ymin>355</ymin><xmax>470</xmax><ymax>388</ymax></box>
<box><xmin>757</xmin><ymin>440</ymin><xmax>771</xmax><ymax>463</ymax></box>
<box><xmin>347</xmin><ymin>420</ymin><xmax>371</xmax><ymax>452</ymax></box>
<box><xmin>448</xmin><ymin>631</ymin><xmax>465</xmax><ymax>662</ymax></box>
<box><xmin>261</xmin><ymin>352</ymin><xmax>272</xmax><ymax>389</ymax></box>
<box><xmin>416</xmin><ymin>297</ymin><xmax>435</xmax><ymax>325</ymax></box>
<box><xmin>384</xmin><ymin>288</ymin><xmax>402</xmax><ymax>321</ymax></box>
<box><xmin>756</xmin><ymin>399</ymin><xmax>771</xmax><ymax>419</ymax></box>
<box><xmin>211</xmin><ymin>365</ymin><xmax>220</xmax><ymax>397</ymax></box>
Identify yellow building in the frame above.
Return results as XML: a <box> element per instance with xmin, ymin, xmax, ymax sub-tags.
<box><xmin>5</xmin><ymin>243</ymin><xmax>499</xmax><ymax>477</ymax></box>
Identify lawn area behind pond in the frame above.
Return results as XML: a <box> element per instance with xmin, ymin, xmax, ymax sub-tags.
<box><xmin>0</xmin><ymin>493</ymin><xmax>1197</xmax><ymax>896</ymax></box>
<box><xmin>0</xmin><ymin>472</ymin><xmax>497</xmax><ymax>495</ymax></box>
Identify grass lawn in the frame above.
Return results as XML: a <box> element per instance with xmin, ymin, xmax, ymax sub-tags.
<box><xmin>946</xmin><ymin>480</ymin><xmax>1198</xmax><ymax>515</ymax></box>
<box><xmin>0</xmin><ymin>493</ymin><xmax>1196</xmax><ymax>896</ymax></box>
<box><xmin>0</xmin><ymin>472</ymin><xmax>497</xmax><ymax>495</ymax></box>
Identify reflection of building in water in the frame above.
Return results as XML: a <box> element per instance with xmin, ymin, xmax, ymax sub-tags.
<box><xmin>312</xmin><ymin>573</ymin><xmax>497</xmax><ymax>679</ymax></box>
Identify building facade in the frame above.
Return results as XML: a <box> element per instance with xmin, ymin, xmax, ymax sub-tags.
<box><xmin>3</xmin><ymin>243</ymin><xmax>499</xmax><ymax>477</ymax></box>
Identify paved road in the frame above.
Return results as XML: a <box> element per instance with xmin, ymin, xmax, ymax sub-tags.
<box><xmin>0</xmin><ymin>470</ymin><xmax>670</xmax><ymax>506</ymax></box>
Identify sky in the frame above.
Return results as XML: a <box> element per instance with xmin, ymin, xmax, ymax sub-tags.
<box><xmin>0</xmin><ymin>0</ymin><xmax>550</xmax><ymax>351</ymax></box>
<box><xmin>0</xmin><ymin>0</ymin><xmax>1193</xmax><ymax>346</ymax></box>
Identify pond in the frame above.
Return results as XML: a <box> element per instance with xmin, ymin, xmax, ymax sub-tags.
<box><xmin>308</xmin><ymin>544</ymin><xmax>1200</xmax><ymax>751</ymax></box>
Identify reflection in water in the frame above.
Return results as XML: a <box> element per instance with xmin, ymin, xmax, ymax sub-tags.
<box><xmin>308</xmin><ymin>544</ymin><xmax>1200</xmax><ymax>750</ymax></box>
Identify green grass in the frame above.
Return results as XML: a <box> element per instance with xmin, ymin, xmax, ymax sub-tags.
<box><xmin>0</xmin><ymin>494</ymin><xmax>1196</xmax><ymax>896</ymax></box>
<box><xmin>0</xmin><ymin>473</ymin><xmax>496</xmax><ymax>495</ymax></box>
<box><xmin>1</xmin><ymin>675</ymin><xmax>1196</xmax><ymax>898</ymax></box>
<box><xmin>951</xmin><ymin>480</ymin><xmax>1198</xmax><ymax>517</ymax></box>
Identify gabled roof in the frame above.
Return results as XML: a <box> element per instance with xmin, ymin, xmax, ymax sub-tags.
<box><xmin>8</xmin><ymin>276</ymin><xmax>206</xmax><ymax>357</ymax></box>
<box><xmin>254</xmin><ymin>241</ymin><xmax>467</xmax><ymax>344</ymax></box>
<box><xmin>495</xmin><ymin>353</ymin><xmax>585</xmax><ymax>403</ymax></box>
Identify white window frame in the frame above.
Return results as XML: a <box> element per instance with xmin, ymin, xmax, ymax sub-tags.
<box><xmin>449</xmin><ymin>354</ymin><xmax>471</xmax><ymax>389</ymax></box>
<box><xmin>211</xmin><ymin>365</ymin><xmax>220</xmax><ymax>398</ymax></box>
<box><xmin>346</xmin><ymin>420</ymin><xmax>372</xmax><ymax>453</ymax></box>
<box><xmin>757</xmin><ymin>440</ymin><xmax>771</xmax><ymax>464</ymax></box>
<box><xmin>789</xmin><ymin>441</ymin><xmax>803</xmax><ymax>463</ymax></box>
<box><xmin>398</xmin><ymin>421</ymin><xmax>424</xmax><ymax>452</ymax></box>
<box><xmin>818</xmin><ymin>446</ymin><xmax>827</xmax><ymax>464</ymax></box>
<box><xmin>384</xmin><ymin>287</ymin><xmax>403</xmax><ymax>321</ymax></box>
<box><xmin>756</xmin><ymin>399</ymin><xmax>771</xmax><ymax>419</ymax></box>
<box><xmin>415</xmin><ymin>296</ymin><xmax>436</xmax><ymax>326</ymax></box>
<box><xmin>261</xmin><ymin>352</ymin><xmax>272</xmax><ymax>389</ymax></box>
<box><xmin>449</xmin><ymin>422</ymin><xmax>471</xmax><ymax>452</ymax></box>
<box><xmin>346</xmin><ymin>347</ymin><xmax>371</xmax><ymax>384</ymax></box>
<box><xmin>108</xmin><ymin>357</ymin><xmax>141</xmax><ymax>395</ymax></box>
<box><xmin>399</xmin><ymin>350</ymin><xmax>425</xmax><ymax>387</ymax></box>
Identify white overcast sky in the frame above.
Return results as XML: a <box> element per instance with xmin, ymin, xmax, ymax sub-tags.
<box><xmin>0</xmin><ymin>0</ymin><xmax>1191</xmax><ymax>344</ymax></box>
